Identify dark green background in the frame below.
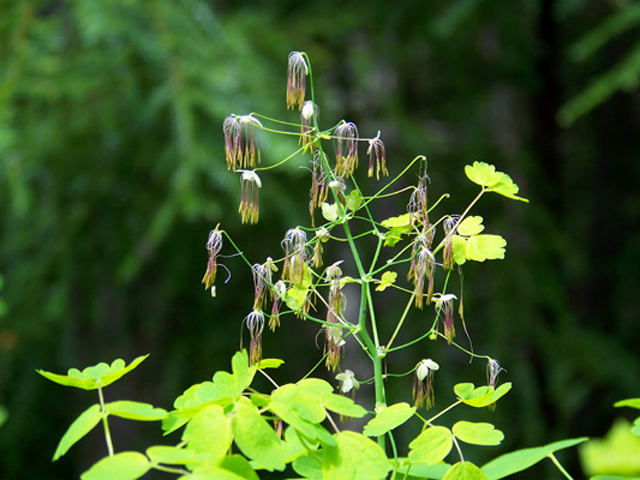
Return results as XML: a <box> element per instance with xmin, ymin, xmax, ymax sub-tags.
<box><xmin>1</xmin><ymin>1</ymin><xmax>639</xmax><ymax>478</ymax></box>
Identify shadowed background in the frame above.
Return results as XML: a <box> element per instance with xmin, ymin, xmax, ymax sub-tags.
<box><xmin>1</xmin><ymin>0</ymin><xmax>639</xmax><ymax>478</ymax></box>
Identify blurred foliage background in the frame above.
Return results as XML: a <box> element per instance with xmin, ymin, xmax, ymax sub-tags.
<box><xmin>1</xmin><ymin>0</ymin><xmax>639</xmax><ymax>479</ymax></box>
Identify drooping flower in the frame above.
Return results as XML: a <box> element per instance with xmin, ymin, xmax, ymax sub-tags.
<box><xmin>486</xmin><ymin>358</ymin><xmax>506</xmax><ymax>411</ymax></box>
<box><xmin>281</xmin><ymin>228</ymin><xmax>309</xmax><ymax>285</ymax></box>
<box><xmin>324</xmin><ymin>262</ymin><xmax>345</xmax><ymax>372</ymax></box>
<box><xmin>300</xmin><ymin>101</ymin><xmax>319</xmax><ymax>151</ymax></box>
<box><xmin>223</xmin><ymin>115</ymin><xmax>262</xmax><ymax>171</ymax></box>
<box><xmin>201</xmin><ymin>225</ymin><xmax>223</xmax><ymax>295</ymax></box>
<box><xmin>407</xmin><ymin>231</ymin><xmax>436</xmax><ymax>308</ymax></box>
<box><xmin>413</xmin><ymin>359</ymin><xmax>439</xmax><ymax>409</ymax></box>
<box><xmin>251</xmin><ymin>262</ymin><xmax>272</xmax><ymax>311</ymax></box>
<box><xmin>433</xmin><ymin>293</ymin><xmax>457</xmax><ymax>344</ymax></box>
<box><xmin>287</xmin><ymin>51</ymin><xmax>308</xmax><ymax>110</ymax></box>
<box><xmin>334</xmin><ymin>121</ymin><xmax>359</xmax><ymax>177</ymax></box>
<box><xmin>309</xmin><ymin>151</ymin><xmax>329</xmax><ymax>226</ymax></box>
<box><xmin>407</xmin><ymin>163</ymin><xmax>430</xmax><ymax>227</ymax></box>
<box><xmin>238</xmin><ymin>170</ymin><xmax>262</xmax><ymax>224</ymax></box>
<box><xmin>442</xmin><ymin>215</ymin><xmax>459</xmax><ymax>270</ymax></box>
<box><xmin>269</xmin><ymin>280</ymin><xmax>287</xmax><ymax>331</ymax></box>
<box><xmin>312</xmin><ymin>227</ymin><xmax>330</xmax><ymax>268</ymax></box>
<box><xmin>336</xmin><ymin>369</ymin><xmax>360</xmax><ymax>396</ymax></box>
<box><xmin>367</xmin><ymin>131</ymin><xmax>388</xmax><ymax>180</ymax></box>
<box><xmin>244</xmin><ymin>309</ymin><xmax>265</xmax><ymax>365</ymax></box>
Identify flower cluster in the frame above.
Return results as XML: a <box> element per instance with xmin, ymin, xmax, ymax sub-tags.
<box><xmin>413</xmin><ymin>359</ymin><xmax>439</xmax><ymax>409</ymax></box>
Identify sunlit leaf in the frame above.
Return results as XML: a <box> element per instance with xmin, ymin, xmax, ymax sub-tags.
<box><xmin>53</xmin><ymin>404</ymin><xmax>101</xmax><ymax>461</ymax></box>
<box><xmin>409</xmin><ymin>426</ymin><xmax>453</xmax><ymax>465</ymax></box>
<box><xmin>182</xmin><ymin>404</ymin><xmax>231</xmax><ymax>464</ymax></box>
<box><xmin>321</xmin><ymin>202</ymin><xmax>338</xmax><ymax>222</ymax></box>
<box><xmin>465</xmin><ymin>235</ymin><xmax>506</xmax><ymax>262</ymax></box>
<box><xmin>80</xmin><ymin>452</ymin><xmax>150</xmax><ymax>480</ymax></box>
<box><xmin>346</xmin><ymin>190</ymin><xmax>362</xmax><ymax>212</ymax></box>
<box><xmin>322</xmin><ymin>431</ymin><xmax>391</xmax><ymax>480</ymax></box>
<box><xmin>452</xmin><ymin>421</ymin><xmax>504</xmax><ymax>446</ymax></box>
<box><xmin>292</xmin><ymin>450</ymin><xmax>324</xmax><ymax>480</ymax></box>
<box><xmin>452</xmin><ymin>235</ymin><xmax>468</xmax><ymax>265</ymax></box>
<box><xmin>482</xmin><ymin>437</ymin><xmax>588</xmax><ymax>480</ymax></box>
<box><xmin>363</xmin><ymin>402</ymin><xmax>415</xmax><ymax>437</ymax></box>
<box><xmin>232</xmin><ymin>350</ymin><xmax>256</xmax><ymax>395</ymax></box>
<box><xmin>146</xmin><ymin>445</ymin><xmax>211</xmax><ymax>465</ymax></box>
<box><xmin>375</xmin><ymin>271</ymin><xmax>398</xmax><ymax>292</ymax></box>
<box><xmin>38</xmin><ymin>355</ymin><xmax>149</xmax><ymax>390</ymax></box>
<box><xmin>443</xmin><ymin>461</ymin><xmax>488</xmax><ymax>480</ymax></box>
<box><xmin>320</xmin><ymin>393</ymin><xmax>367</xmax><ymax>418</ymax></box>
<box><xmin>218</xmin><ymin>455</ymin><xmax>260</xmax><ymax>480</ymax></box>
<box><xmin>455</xmin><ymin>383</ymin><xmax>512</xmax><ymax>408</ymax></box>
<box><xmin>105</xmin><ymin>401</ymin><xmax>167</xmax><ymax>421</ymax></box>
<box><xmin>614</xmin><ymin>398</ymin><xmax>640</xmax><ymax>410</ymax></box>
<box><xmin>580</xmin><ymin>418</ymin><xmax>640</xmax><ymax>477</ymax></box>
<box><xmin>381</xmin><ymin>213</ymin><xmax>413</xmax><ymax>228</ymax></box>
<box><xmin>256</xmin><ymin>358</ymin><xmax>285</xmax><ymax>369</ymax></box>
<box><xmin>464</xmin><ymin>162</ymin><xmax>503</xmax><ymax>188</ymax></box>
<box><xmin>285</xmin><ymin>285</ymin><xmax>309</xmax><ymax>312</ymax></box>
<box><xmin>457</xmin><ymin>216</ymin><xmax>484</xmax><ymax>235</ymax></box>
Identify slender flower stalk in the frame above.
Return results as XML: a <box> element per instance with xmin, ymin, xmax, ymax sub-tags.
<box><xmin>367</xmin><ymin>131</ymin><xmax>388</xmax><ymax>180</ymax></box>
<box><xmin>413</xmin><ymin>359</ymin><xmax>439</xmax><ymax>409</ymax></box>
<box><xmin>238</xmin><ymin>170</ymin><xmax>262</xmax><ymax>224</ymax></box>
<box><xmin>287</xmin><ymin>51</ymin><xmax>309</xmax><ymax>110</ymax></box>
<box><xmin>334</xmin><ymin>121</ymin><xmax>359</xmax><ymax>177</ymax></box>
<box><xmin>201</xmin><ymin>225</ymin><xmax>223</xmax><ymax>296</ymax></box>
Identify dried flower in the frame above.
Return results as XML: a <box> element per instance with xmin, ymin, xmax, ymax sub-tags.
<box><xmin>201</xmin><ymin>225</ymin><xmax>223</xmax><ymax>295</ymax></box>
<box><xmin>287</xmin><ymin>51</ymin><xmax>308</xmax><ymax>110</ymax></box>
<box><xmin>300</xmin><ymin>101</ymin><xmax>319</xmax><ymax>151</ymax></box>
<box><xmin>334</xmin><ymin>121</ymin><xmax>359</xmax><ymax>177</ymax></box>
<box><xmin>367</xmin><ymin>131</ymin><xmax>388</xmax><ymax>180</ymax></box>
<box><xmin>238</xmin><ymin>170</ymin><xmax>262</xmax><ymax>224</ymax></box>
<box><xmin>223</xmin><ymin>115</ymin><xmax>262</xmax><ymax>170</ymax></box>
<box><xmin>269</xmin><ymin>280</ymin><xmax>287</xmax><ymax>331</ymax></box>
<box><xmin>309</xmin><ymin>151</ymin><xmax>329</xmax><ymax>226</ymax></box>
<box><xmin>413</xmin><ymin>359</ymin><xmax>439</xmax><ymax>409</ymax></box>
<box><xmin>487</xmin><ymin>358</ymin><xmax>505</xmax><ymax>388</ymax></box>
<box><xmin>442</xmin><ymin>215</ymin><xmax>459</xmax><ymax>270</ymax></box>
<box><xmin>312</xmin><ymin>227</ymin><xmax>329</xmax><ymax>268</ymax></box>
<box><xmin>244</xmin><ymin>309</ymin><xmax>265</xmax><ymax>365</ymax></box>
<box><xmin>433</xmin><ymin>293</ymin><xmax>457</xmax><ymax>344</ymax></box>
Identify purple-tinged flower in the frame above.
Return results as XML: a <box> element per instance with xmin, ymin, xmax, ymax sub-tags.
<box><xmin>269</xmin><ymin>280</ymin><xmax>287</xmax><ymax>331</ymax></box>
<box><xmin>334</xmin><ymin>121</ymin><xmax>359</xmax><ymax>177</ymax></box>
<box><xmin>433</xmin><ymin>294</ymin><xmax>457</xmax><ymax>344</ymax></box>
<box><xmin>312</xmin><ymin>227</ymin><xmax>330</xmax><ymax>268</ymax></box>
<box><xmin>223</xmin><ymin>115</ymin><xmax>262</xmax><ymax>171</ymax></box>
<box><xmin>309</xmin><ymin>151</ymin><xmax>329</xmax><ymax>226</ymax></box>
<box><xmin>486</xmin><ymin>358</ymin><xmax>505</xmax><ymax>411</ymax></box>
<box><xmin>201</xmin><ymin>225</ymin><xmax>223</xmax><ymax>295</ymax></box>
<box><xmin>367</xmin><ymin>131</ymin><xmax>388</xmax><ymax>180</ymax></box>
<box><xmin>287</xmin><ymin>51</ymin><xmax>308</xmax><ymax>110</ymax></box>
<box><xmin>407</xmin><ymin>232</ymin><xmax>436</xmax><ymax>308</ymax></box>
<box><xmin>252</xmin><ymin>262</ymin><xmax>272</xmax><ymax>311</ymax></box>
<box><xmin>324</xmin><ymin>262</ymin><xmax>346</xmax><ymax>372</ymax></box>
<box><xmin>442</xmin><ymin>215</ymin><xmax>459</xmax><ymax>270</ymax></box>
<box><xmin>244</xmin><ymin>309</ymin><xmax>265</xmax><ymax>365</ymax></box>
<box><xmin>300</xmin><ymin>101</ymin><xmax>319</xmax><ymax>152</ymax></box>
<box><xmin>407</xmin><ymin>164</ymin><xmax>430</xmax><ymax>227</ymax></box>
<box><xmin>238</xmin><ymin>170</ymin><xmax>261</xmax><ymax>224</ymax></box>
<box><xmin>413</xmin><ymin>359</ymin><xmax>439</xmax><ymax>409</ymax></box>
<box><xmin>281</xmin><ymin>228</ymin><xmax>309</xmax><ymax>285</ymax></box>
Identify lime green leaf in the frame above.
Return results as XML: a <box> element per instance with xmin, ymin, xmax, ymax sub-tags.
<box><xmin>489</xmin><ymin>175</ymin><xmax>529</xmax><ymax>202</ymax></box>
<box><xmin>346</xmin><ymin>190</ymin><xmax>362</xmax><ymax>212</ymax></box>
<box><xmin>409</xmin><ymin>426</ymin><xmax>453</xmax><ymax>465</ymax></box>
<box><xmin>232</xmin><ymin>400</ymin><xmax>288</xmax><ymax>471</ymax></box>
<box><xmin>285</xmin><ymin>285</ymin><xmax>309</xmax><ymax>312</ymax></box>
<box><xmin>218</xmin><ymin>455</ymin><xmax>260</xmax><ymax>480</ymax></box>
<box><xmin>381</xmin><ymin>213</ymin><xmax>413</xmax><ymax>228</ymax></box>
<box><xmin>457</xmin><ymin>216</ymin><xmax>485</xmax><ymax>235</ymax></box>
<box><xmin>465</xmin><ymin>162</ymin><xmax>503</xmax><ymax>188</ymax></box>
<box><xmin>256</xmin><ymin>358</ymin><xmax>285</xmax><ymax>369</ymax></box>
<box><xmin>292</xmin><ymin>451</ymin><xmax>324</xmax><ymax>480</ymax></box>
<box><xmin>614</xmin><ymin>398</ymin><xmax>640</xmax><ymax>410</ymax></box>
<box><xmin>105</xmin><ymin>401</ymin><xmax>167</xmax><ymax>421</ymax></box>
<box><xmin>320</xmin><ymin>393</ymin><xmax>367</xmax><ymax>418</ymax></box>
<box><xmin>53</xmin><ymin>404</ymin><xmax>101</xmax><ymax>461</ymax></box>
<box><xmin>395</xmin><ymin>459</ymin><xmax>451</xmax><ymax>479</ymax></box>
<box><xmin>298</xmin><ymin>378</ymin><xmax>334</xmax><ymax>395</ymax></box>
<box><xmin>580</xmin><ymin>418</ymin><xmax>640</xmax><ymax>477</ymax></box>
<box><xmin>465</xmin><ymin>235</ymin><xmax>506</xmax><ymax>262</ymax></box>
<box><xmin>322</xmin><ymin>431</ymin><xmax>391</xmax><ymax>480</ymax></box>
<box><xmin>375</xmin><ymin>271</ymin><xmax>398</xmax><ymax>292</ymax></box>
<box><xmin>232</xmin><ymin>350</ymin><xmax>256</xmax><ymax>394</ymax></box>
<box><xmin>633</xmin><ymin>417</ymin><xmax>640</xmax><ymax>436</ymax></box>
<box><xmin>80</xmin><ymin>452</ymin><xmax>151</xmax><ymax>480</ymax></box>
<box><xmin>452</xmin><ymin>422</ymin><xmax>504</xmax><ymax>446</ymax></box>
<box><xmin>591</xmin><ymin>476</ymin><xmax>640</xmax><ymax>480</ymax></box>
<box><xmin>455</xmin><ymin>383</ymin><xmax>512</xmax><ymax>408</ymax></box>
<box><xmin>383</xmin><ymin>226</ymin><xmax>412</xmax><ymax>247</ymax></box>
<box><xmin>180</xmin><ymin>469</ymin><xmax>245</xmax><ymax>480</ymax></box>
<box><xmin>321</xmin><ymin>203</ymin><xmax>338</xmax><ymax>222</ymax></box>
<box><xmin>146</xmin><ymin>445</ymin><xmax>211</xmax><ymax>465</ymax></box>
<box><xmin>363</xmin><ymin>402</ymin><xmax>415</xmax><ymax>437</ymax></box>
<box><xmin>482</xmin><ymin>437</ymin><xmax>588</xmax><ymax>480</ymax></box>
<box><xmin>182</xmin><ymin>404</ymin><xmax>231</xmax><ymax>464</ymax></box>
<box><xmin>452</xmin><ymin>235</ymin><xmax>468</xmax><ymax>265</ymax></box>
<box><xmin>292</xmin><ymin>395</ymin><xmax>326</xmax><ymax>423</ymax></box>
<box><xmin>38</xmin><ymin>355</ymin><xmax>149</xmax><ymax>390</ymax></box>
<box><xmin>443</xmin><ymin>461</ymin><xmax>488</xmax><ymax>480</ymax></box>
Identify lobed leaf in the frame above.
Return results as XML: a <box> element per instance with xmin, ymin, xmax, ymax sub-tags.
<box><xmin>443</xmin><ymin>461</ymin><xmax>488</xmax><ymax>480</ymax></box>
<box><xmin>182</xmin><ymin>404</ymin><xmax>231</xmax><ymax>464</ymax></box>
<box><xmin>53</xmin><ymin>404</ymin><xmax>101</xmax><ymax>461</ymax></box>
<box><xmin>256</xmin><ymin>358</ymin><xmax>285</xmax><ymax>369</ymax></box>
<box><xmin>363</xmin><ymin>402</ymin><xmax>416</xmax><ymax>437</ymax></box>
<box><xmin>465</xmin><ymin>162</ymin><xmax>503</xmax><ymax>188</ymax></box>
<box><xmin>146</xmin><ymin>445</ymin><xmax>211</xmax><ymax>465</ymax></box>
<box><xmin>380</xmin><ymin>213</ymin><xmax>413</xmax><ymax>228</ymax></box>
<box><xmin>321</xmin><ymin>202</ymin><xmax>338</xmax><ymax>222</ymax></box>
<box><xmin>105</xmin><ymin>401</ymin><xmax>167</xmax><ymax>421</ymax></box>
<box><xmin>454</xmin><ymin>383</ymin><xmax>512</xmax><ymax>408</ymax></box>
<box><xmin>375</xmin><ymin>271</ymin><xmax>398</xmax><ymax>292</ymax></box>
<box><xmin>452</xmin><ymin>421</ymin><xmax>504</xmax><ymax>446</ymax></box>
<box><xmin>457</xmin><ymin>216</ymin><xmax>485</xmax><ymax>235</ymax></box>
<box><xmin>320</xmin><ymin>393</ymin><xmax>367</xmax><ymax>418</ymax></box>
<box><xmin>465</xmin><ymin>235</ymin><xmax>506</xmax><ymax>262</ymax></box>
<box><xmin>80</xmin><ymin>451</ymin><xmax>150</xmax><ymax>480</ymax></box>
<box><xmin>409</xmin><ymin>426</ymin><xmax>453</xmax><ymax>465</ymax></box>
<box><xmin>452</xmin><ymin>235</ymin><xmax>468</xmax><ymax>265</ymax></box>
<box><xmin>322</xmin><ymin>431</ymin><xmax>391</xmax><ymax>480</ymax></box>
<box><xmin>346</xmin><ymin>190</ymin><xmax>362</xmax><ymax>212</ymax></box>
<box><xmin>218</xmin><ymin>455</ymin><xmax>260</xmax><ymax>480</ymax></box>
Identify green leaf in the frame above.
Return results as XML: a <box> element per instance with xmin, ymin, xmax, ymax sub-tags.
<box><xmin>256</xmin><ymin>358</ymin><xmax>285</xmax><ymax>369</ymax></box>
<box><xmin>457</xmin><ymin>216</ymin><xmax>485</xmax><ymax>235</ymax></box>
<box><xmin>285</xmin><ymin>285</ymin><xmax>309</xmax><ymax>312</ymax></box>
<box><xmin>182</xmin><ymin>404</ymin><xmax>231</xmax><ymax>464</ymax></box>
<box><xmin>443</xmin><ymin>462</ymin><xmax>488</xmax><ymax>480</ymax></box>
<box><xmin>320</xmin><ymin>393</ymin><xmax>367</xmax><ymax>418</ymax></box>
<box><xmin>394</xmin><ymin>459</ymin><xmax>451</xmax><ymax>479</ymax></box>
<box><xmin>322</xmin><ymin>431</ymin><xmax>391</xmax><ymax>480</ymax></box>
<box><xmin>409</xmin><ymin>426</ymin><xmax>453</xmax><ymax>465</ymax></box>
<box><xmin>218</xmin><ymin>455</ymin><xmax>261</xmax><ymax>480</ymax></box>
<box><xmin>580</xmin><ymin>418</ymin><xmax>640</xmax><ymax>477</ymax></box>
<box><xmin>489</xmin><ymin>175</ymin><xmax>529</xmax><ymax>202</ymax></box>
<box><xmin>454</xmin><ymin>383</ymin><xmax>512</xmax><ymax>408</ymax></box>
<box><xmin>614</xmin><ymin>398</ymin><xmax>640</xmax><ymax>410</ymax></box>
<box><xmin>481</xmin><ymin>437</ymin><xmax>588</xmax><ymax>480</ymax></box>
<box><xmin>105</xmin><ymin>401</ymin><xmax>167</xmax><ymax>421</ymax></box>
<box><xmin>591</xmin><ymin>477</ymin><xmax>640</xmax><ymax>480</ymax></box>
<box><xmin>452</xmin><ymin>421</ymin><xmax>504</xmax><ymax>446</ymax></box>
<box><xmin>321</xmin><ymin>202</ymin><xmax>338</xmax><ymax>222</ymax></box>
<box><xmin>0</xmin><ymin>405</ymin><xmax>8</xmax><ymax>428</ymax></box>
<box><xmin>465</xmin><ymin>235</ymin><xmax>506</xmax><ymax>262</ymax></box>
<box><xmin>80</xmin><ymin>452</ymin><xmax>151</xmax><ymax>480</ymax></box>
<box><xmin>380</xmin><ymin>213</ymin><xmax>413</xmax><ymax>228</ymax></box>
<box><xmin>375</xmin><ymin>271</ymin><xmax>397</xmax><ymax>292</ymax></box>
<box><xmin>38</xmin><ymin>355</ymin><xmax>149</xmax><ymax>390</ymax></box>
<box><xmin>292</xmin><ymin>451</ymin><xmax>324</xmax><ymax>480</ymax></box>
<box><xmin>53</xmin><ymin>404</ymin><xmax>101</xmax><ymax>461</ymax></box>
<box><xmin>232</xmin><ymin>350</ymin><xmax>256</xmax><ymax>395</ymax></box>
<box><xmin>452</xmin><ymin>235</ymin><xmax>468</xmax><ymax>265</ymax></box>
<box><xmin>633</xmin><ymin>417</ymin><xmax>640</xmax><ymax>436</ymax></box>
<box><xmin>180</xmin><ymin>468</ymin><xmax>246</xmax><ymax>480</ymax></box>
<box><xmin>465</xmin><ymin>162</ymin><xmax>503</xmax><ymax>188</ymax></box>
<box><xmin>232</xmin><ymin>400</ymin><xmax>288</xmax><ymax>471</ymax></box>
<box><xmin>346</xmin><ymin>190</ymin><xmax>362</xmax><ymax>212</ymax></box>
<box><xmin>292</xmin><ymin>395</ymin><xmax>326</xmax><ymax>423</ymax></box>
<box><xmin>146</xmin><ymin>445</ymin><xmax>211</xmax><ymax>465</ymax></box>
<box><xmin>363</xmin><ymin>402</ymin><xmax>416</xmax><ymax>437</ymax></box>
<box><xmin>383</xmin><ymin>226</ymin><xmax>412</xmax><ymax>247</ymax></box>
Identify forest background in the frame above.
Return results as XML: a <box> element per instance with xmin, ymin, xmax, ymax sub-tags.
<box><xmin>1</xmin><ymin>0</ymin><xmax>639</xmax><ymax>479</ymax></box>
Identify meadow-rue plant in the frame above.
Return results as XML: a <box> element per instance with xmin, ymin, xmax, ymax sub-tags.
<box><xmin>39</xmin><ymin>51</ymin><xmax>592</xmax><ymax>480</ymax></box>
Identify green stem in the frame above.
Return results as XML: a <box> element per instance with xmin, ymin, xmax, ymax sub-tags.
<box><xmin>385</xmin><ymin>292</ymin><xmax>416</xmax><ymax>352</ymax></box>
<box><xmin>97</xmin><ymin>381</ymin><xmax>114</xmax><ymax>457</ymax></box>
<box><xmin>548</xmin><ymin>453</ymin><xmax>575</xmax><ymax>480</ymax></box>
